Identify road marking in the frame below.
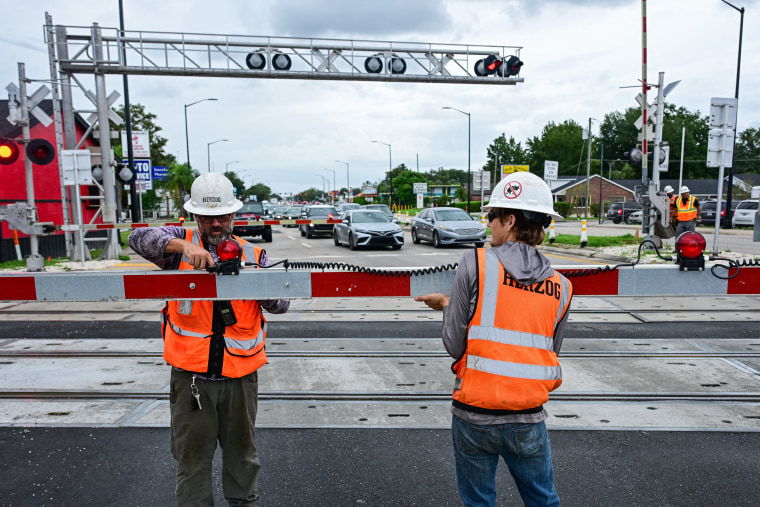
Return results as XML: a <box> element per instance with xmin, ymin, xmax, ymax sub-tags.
<box><xmin>301</xmin><ymin>243</ymin><xmax>312</xmax><ymax>248</ymax></box>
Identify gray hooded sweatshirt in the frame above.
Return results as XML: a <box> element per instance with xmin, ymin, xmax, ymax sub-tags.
<box><xmin>441</xmin><ymin>241</ymin><xmax>572</xmax><ymax>426</ymax></box>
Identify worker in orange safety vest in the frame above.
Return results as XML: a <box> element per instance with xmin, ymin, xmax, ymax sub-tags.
<box><xmin>675</xmin><ymin>185</ymin><xmax>702</xmax><ymax>236</ymax></box>
<box><xmin>416</xmin><ymin>172</ymin><xmax>572</xmax><ymax>506</ymax></box>
<box><xmin>129</xmin><ymin>172</ymin><xmax>289</xmax><ymax>505</ymax></box>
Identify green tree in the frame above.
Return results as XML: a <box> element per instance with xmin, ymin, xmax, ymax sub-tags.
<box><xmin>734</xmin><ymin>127</ymin><xmax>760</xmax><ymax>174</ymax></box>
<box><xmin>112</xmin><ymin>104</ymin><xmax>176</xmax><ymax>167</ymax></box>
<box><xmin>482</xmin><ymin>134</ymin><xmax>530</xmax><ymax>183</ymax></box>
<box><xmin>526</xmin><ymin>120</ymin><xmax>586</xmax><ymax>178</ymax></box>
<box><xmin>246</xmin><ymin>183</ymin><xmax>272</xmax><ymax>202</ymax></box>
<box><xmin>423</xmin><ymin>167</ymin><xmax>468</xmax><ymax>186</ymax></box>
<box><xmin>224</xmin><ymin>171</ymin><xmax>246</xmax><ymax>198</ymax></box>
<box><xmin>164</xmin><ymin>163</ymin><xmax>198</xmax><ymax>217</ymax></box>
<box><xmin>393</xmin><ymin>170</ymin><xmax>429</xmax><ymax>206</ymax></box>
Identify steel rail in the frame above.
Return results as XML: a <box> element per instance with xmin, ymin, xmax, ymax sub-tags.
<box><xmin>1</xmin><ymin>350</ymin><xmax>760</xmax><ymax>359</ymax></box>
<box><xmin>1</xmin><ymin>390</ymin><xmax>759</xmax><ymax>403</ymax></box>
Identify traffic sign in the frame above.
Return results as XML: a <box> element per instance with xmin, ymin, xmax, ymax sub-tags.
<box><xmin>544</xmin><ymin>161</ymin><xmax>559</xmax><ymax>181</ymax></box>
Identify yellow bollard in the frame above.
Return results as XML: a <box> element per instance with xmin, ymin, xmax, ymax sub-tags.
<box><xmin>580</xmin><ymin>220</ymin><xmax>588</xmax><ymax>248</ymax></box>
<box><xmin>549</xmin><ymin>220</ymin><xmax>555</xmax><ymax>244</ymax></box>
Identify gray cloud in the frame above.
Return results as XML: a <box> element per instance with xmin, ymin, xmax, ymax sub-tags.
<box><xmin>265</xmin><ymin>0</ymin><xmax>452</xmax><ymax>38</ymax></box>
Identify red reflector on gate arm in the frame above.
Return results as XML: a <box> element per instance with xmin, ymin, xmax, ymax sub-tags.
<box><xmin>124</xmin><ymin>273</ymin><xmax>218</xmax><ymax>299</ymax></box>
<box><xmin>556</xmin><ymin>268</ymin><xmax>619</xmax><ymax>295</ymax></box>
<box><xmin>311</xmin><ymin>272</ymin><xmax>411</xmax><ymax>297</ymax></box>
<box><xmin>0</xmin><ymin>275</ymin><xmax>37</xmax><ymax>301</ymax></box>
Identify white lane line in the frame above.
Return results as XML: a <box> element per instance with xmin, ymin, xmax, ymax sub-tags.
<box><xmin>301</xmin><ymin>243</ymin><xmax>313</xmax><ymax>248</ymax></box>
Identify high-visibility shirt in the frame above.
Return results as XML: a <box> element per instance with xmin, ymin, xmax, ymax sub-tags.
<box><xmin>676</xmin><ymin>195</ymin><xmax>698</xmax><ymax>222</ymax></box>
<box><xmin>452</xmin><ymin>249</ymin><xmax>573</xmax><ymax>414</ymax></box>
<box><xmin>161</xmin><ymin>228</ymin><xmax>267</xmax><ymax>378</ymax></box>
<box><xmin>669</xmin><ymin>195</ymin><xmax>678</xmax><ymax>218</ymax></box>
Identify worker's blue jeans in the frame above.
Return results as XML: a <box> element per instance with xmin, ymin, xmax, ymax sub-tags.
<box><xmin>452</xmin><ymin>415</ymin><xmax>560</xmax><ymax>507</ymax></box>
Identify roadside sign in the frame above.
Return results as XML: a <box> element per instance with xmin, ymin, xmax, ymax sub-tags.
<box><xmin>413</xmin><ymin>183</ymin><xmax>427</xmax><ymax>194</ymax></box>
<box><xmin>544</xmin><ymin>161</ymin><xmax>558</xmax><ymax>181</ymax></box>
<box><xmin>120</xmin><ymin>130</ymin><xmax>151</xmax><ymax>158</ymax></box>
<box><xmin>502</xmin><ymin>165</ymin><xmax>529</xmax><ymax>178</ymax></box>
<box><xmin>134</xmin><ymin>159</ymin><xmax>152</xmax><ymax>190</ymax></box>
<box><xmin>61</xmin><ymin>150</ymin><xmax>93</xmax><ymax>186</ymax></box>
<box><xmin>709</xmin><ymin>97</ymin><xmax>738</xmax><ymax>129</ymax></box>
<box><xmin>152</xmin><ymin>166</ymin><xmax>168</xmax><ymax>180</ymax></box>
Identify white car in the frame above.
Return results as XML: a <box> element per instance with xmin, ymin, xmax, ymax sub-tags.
<box><xmin>627</xmin><ymin>209</ymin><xmax>643</xmax><ymax>224</ymax></box>
<box><xmin>731</xmin><ymin>199</ymin><xmax>758</xmax><ymax>227</ymax></box>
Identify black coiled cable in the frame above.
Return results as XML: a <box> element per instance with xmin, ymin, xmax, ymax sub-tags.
<box><xmin>281</xmin><ymin>260</ymin><xmax>459</xmax><ymax>277</ymax></box>
<box><xmin>561</xmin><ymin>239</ymin><xmax>672</xmax><ymax>278</ymax></box>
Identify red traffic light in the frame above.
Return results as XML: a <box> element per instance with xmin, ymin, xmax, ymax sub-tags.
<box><xmin>0</xmin><ymin>139</ymin><xmax>20</xmax><ymax>165</ymax></box>
<box><xmin>26</xmin><ymin>139</ymin><xmax>55</xmax><ymax>165</ymax></box>
<box><xmin>216</xmin><ymin>239</ymin><xmax>242</xmax><ymax>262</ymax></box>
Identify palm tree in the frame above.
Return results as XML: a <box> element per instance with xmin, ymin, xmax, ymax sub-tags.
<box><xmin>164</xmin><ymin>163</ymin><xmax>198</xmax><ymax>217</ymax></box>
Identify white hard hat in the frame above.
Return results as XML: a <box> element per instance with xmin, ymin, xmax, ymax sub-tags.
<box><xmin>482</xmin><ymin>172</ymin><xmax>561</xmax><ymax>221</ymax></box>
<box><xmin>663</xmin><ymin>185</ymin><xmax>674</xmax><ymax>193</ymax></box>
<box><xmin>184</xmin><ymin>173</ymin><xmax>243</xmax><ymax>215</ymax></box>
<box><xmin>680</xmin><ymin>186</ymin><xmax>690</xmax><ymax>194</ymax></box>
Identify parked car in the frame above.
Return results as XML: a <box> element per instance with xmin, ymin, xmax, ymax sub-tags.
<box><xmin>231</xmin><ymin>202</ymin><xmax>272</xmax><ymax>242</ymax></box>
<box><xmin>281</xmin><ymin>205</ymin><xmax>303</xmax><ymax>227</ymax></box>
<box><xmin>606</xmin><ymin>201</ymin><xmax>643</xmax><ymax>224</ymax></box>
<box><xmin>362</xmin><ymin>204</ymin><xmax>400</xmax><ymax>224</ymax></box>
<box><xmin>333</xmin><ymin>210</ymin><xmax>404</xmax><ymax>250</ymax></box>
<box><xmin>731</xmin><ymin>199</ymin><xmax>759</xmax><ymax>228</ymax></box>
<box><xmin>300</xmin><ymin>205</ymin><xmax>338</xmax><ymax>238</ymax></box>
<box><xmin>411</xmin><ymin>207</ymin><xmax>486</xmax><ymax>248</ymax></box>
<box><xmin>627</xmin><ymin>209</ymin><xmax>643</xmax><ymax>224</ymax></box>
<box><xmin>700</xmin><ymin>200</ymin><xmax>739</xmax><ymax>228</ymax></box>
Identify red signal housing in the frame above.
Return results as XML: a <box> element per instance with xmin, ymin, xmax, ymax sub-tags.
<box><xmin>0</xmin><ymin>140</ymin><xmax>20</xmax><ymax>165</ymax></box>
<box><xmin>675</xmin><ymin>231</ymin><xmax>706</xmax><ymax>271</ymax></box>
<box><xmin>217</xmin><ymin>239</ymin><xmax>242</xmax><ymax>262</ymax></box>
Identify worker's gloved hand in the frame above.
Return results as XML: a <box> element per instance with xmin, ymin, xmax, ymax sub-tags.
<box><xmin>696</xmin><ymin>218</ymin><xmax>702</xmax><ymax>224</ymax></box>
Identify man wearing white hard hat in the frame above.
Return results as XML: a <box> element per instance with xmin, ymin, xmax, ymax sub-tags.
<box><xmin>674</xmin><ymin>185</ymin><xmax>701</xmax><ymax>236</ymax></box>
<box><xmin>129</xmin><ymin>172</ymin><xmax>289</xmax><ymax>505</ymax></box>
<box><xmin>416</xmin><ymin>172</ymin><xmax>573</xmax><ymax>506</ymax></box>
<box><xmin>663</xmin><ymin>185</ymin><xmax>678</xmax><ymax>234</ymax></box>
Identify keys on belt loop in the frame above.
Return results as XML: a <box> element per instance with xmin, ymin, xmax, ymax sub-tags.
<box><xmin>191</xmin><ymin>375</ymin><xmax>202</xmax><ymax>411</ymax></box>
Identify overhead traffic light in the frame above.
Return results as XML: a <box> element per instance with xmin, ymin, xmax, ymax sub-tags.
<box><xmin>503</xmin><ymin>55</ymin><xmax>523</xmax><ymax>77</ymax></box>
<box><xmin>0</xmin><ymin>139</ymin><xmax>20</xmax><ymax>165</ymax></box>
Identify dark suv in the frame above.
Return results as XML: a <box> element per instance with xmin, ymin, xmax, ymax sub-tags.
<box><xmin>606</xmin><ymin>201</ymin><xmax>643</xmax><ymax>224</ymax></box>
<box><xmin>700</xmin><ymin>200</ymin><xmax>739</xmax><ymax>228</ymax></box>
<box><xmin>300</xmin><ymin>205</ymin><xmax>338</xmax><ymax>238</ymax></box>
<box><xmin>232</xmin><ymin>202</ymin><xmax>272</xmax><ymax>242</ymax></box>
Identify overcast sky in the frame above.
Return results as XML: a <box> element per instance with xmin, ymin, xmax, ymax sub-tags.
<box><xmin>2</xmin><ymin>0</ymin><xmax>758</xmax><ymax>197</ymax></box>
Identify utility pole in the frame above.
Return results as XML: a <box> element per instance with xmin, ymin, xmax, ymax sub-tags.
<box><xmin>585</xmin><ymin>118</ymin><xmax>592</xmax><ymax>219</ymax></box>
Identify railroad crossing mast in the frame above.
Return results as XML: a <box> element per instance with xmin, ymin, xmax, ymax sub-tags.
<box><xmin>43</xmin><ymin>16</ymin><xmax>524</xmax><ymax>260</ymax></box>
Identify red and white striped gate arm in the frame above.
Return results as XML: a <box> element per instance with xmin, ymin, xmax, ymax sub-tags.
<box><xmin>1</xmin><ymin>265</ymin><xmax>759</xmax><ymax>302</ymax></box>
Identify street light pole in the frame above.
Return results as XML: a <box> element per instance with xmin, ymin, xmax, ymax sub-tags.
<box><xmin>721</xmin><ymin>0</ymin><xmax>745</xmax><ymax>229</ymax></box>
<box><xmin>315</xmin><ymin>174</ymin><xmax>326</xmax><ymax>201</ymax></box>
<box><xmin>225</xmin><ymin>161</ymin><xmax>240</xmax><ymax>173</ymax></box>
<box><xmin>336</xmin><ymin>160</ymin><xmax>349</xmax><ymax>200</ymax></box>
<box><xmin>324</xmin><ymin>168</ymin><xmax>336</xmax><ymax>204</ymax></box>
<box><xmin>371</xmin><ymin>141</ymin><xmax>392</xmax><ymax>207</ymax></box>
<box><xmin>207</xmin><ymin>139</ymin><xmax>228</xmax><ymax>173</ymax></box>
<box><xmin>442</xmin><ymin>107</ymin><xmax>471</xmax><ymax>211</ymax></box>
<box><xmin>184</xmin><ymin>98</ymin><xmax>217</xmax><ymax>170</ymax></box>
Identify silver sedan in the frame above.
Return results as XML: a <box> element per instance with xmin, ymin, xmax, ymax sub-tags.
<box><xmin>333</xmin><ymin>210</ymin><xmax>404</xmax><ymax>250</ymax></box>
<box><xmin>411</xmin><ymin>207</ymin><xmax>486</xmax><ymax>248</ymax></box>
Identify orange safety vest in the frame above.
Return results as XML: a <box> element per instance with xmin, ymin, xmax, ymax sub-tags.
<box><xmin>676</xmin><ymin>195</ymin><xmax>698</xmax><ymax>222</ymax></box>
<box><xmin>669</xmin><ymin>195</ymin><xmax>678</xmax><ymax>218</ymax></box>
<box><xmin>161</xmin><ymin>228</ymin><xmax>267</xmax><ymax>378</ymax></box>
<box><xmin>452</xmin><ymin>249</ymin><xmax>573</xmax><ymax>414</ymax></box>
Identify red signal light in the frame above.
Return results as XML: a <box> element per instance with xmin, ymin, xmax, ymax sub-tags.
<box><xmin>675</xmin><ymin>231</ymin><xmax>706</xmax><ymax>271</ymax></box>
<box><xmin>0</xmin><ymin>140</ymin><xmax>20</xmax><ymax>165</ymax></box>
<box><xmin>25</xmin><ymin>139</ymin><xmax>55</xmax><ymax>165</ymax></box>
<box><xmin>217</xmin><ymin>239</ymin><xmax>242</xmax><ymax>262</ymax></box>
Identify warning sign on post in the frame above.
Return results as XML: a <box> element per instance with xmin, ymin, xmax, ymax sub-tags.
<box><xmin>120</xmin><ymin>131</ymin><xmax>150</xmax><ymax>159</ymax></box>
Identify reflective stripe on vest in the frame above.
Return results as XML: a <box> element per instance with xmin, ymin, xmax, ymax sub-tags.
<box><xmin>163</xmin><ymin>228</ymin><xmax>267</xmax><ymax>377</ymax></box>
<box><xmin>676</xmin><ymin>195</ymin><xmax>697</xmax><ymax>221</ymax></box>
<box><xmin>453</xmin><ymin>248</ymin><xmax>572</xmax><ymax>413</ymax></box>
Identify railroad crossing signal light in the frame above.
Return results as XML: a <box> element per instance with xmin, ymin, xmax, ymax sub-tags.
<box><xmin>91</xmin><ymin>164</ymin><xmax>104</xmax><ymax>184</ymax></box>
<box><xmin>0</xmin><ymin>139</ymin><xmax>20</xmax><ymax>165</ymax></box>
<box><xmin>271</xmin><ymin>53</ymin><xmax>292</xmax><ymax>71</ymax></box>
<box><xmin>26</xmin><ymin>139</ymin><xmax>55</xmax><ymax>165</ymax></box>
<box><xmin>624</xmin><ymin>146</ymin><xmax>643</xmax><ymax>165</ymax></box>
<box><xmin>365</xmin><ymin>56</ymin><xmax>383</xmax><ymax>73</ymax></box>
<box><xmin>503</xmin><ymin>56</ymin><xmax>523</xmax><ymax>77</ymax></box>
<box><xmin>675</xmin><ymin>231</ymin><xmax>706</xmax><ymax>271</ymax></box>
<box><xmin>245</xmin><ymin>51</ymin><xmax>266</xmax><ymax>70</ymax></box>
<box><xmin>474</xmin><ymin>55</ymin><xmax>503</xmax><ymax>76</ymax></box>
